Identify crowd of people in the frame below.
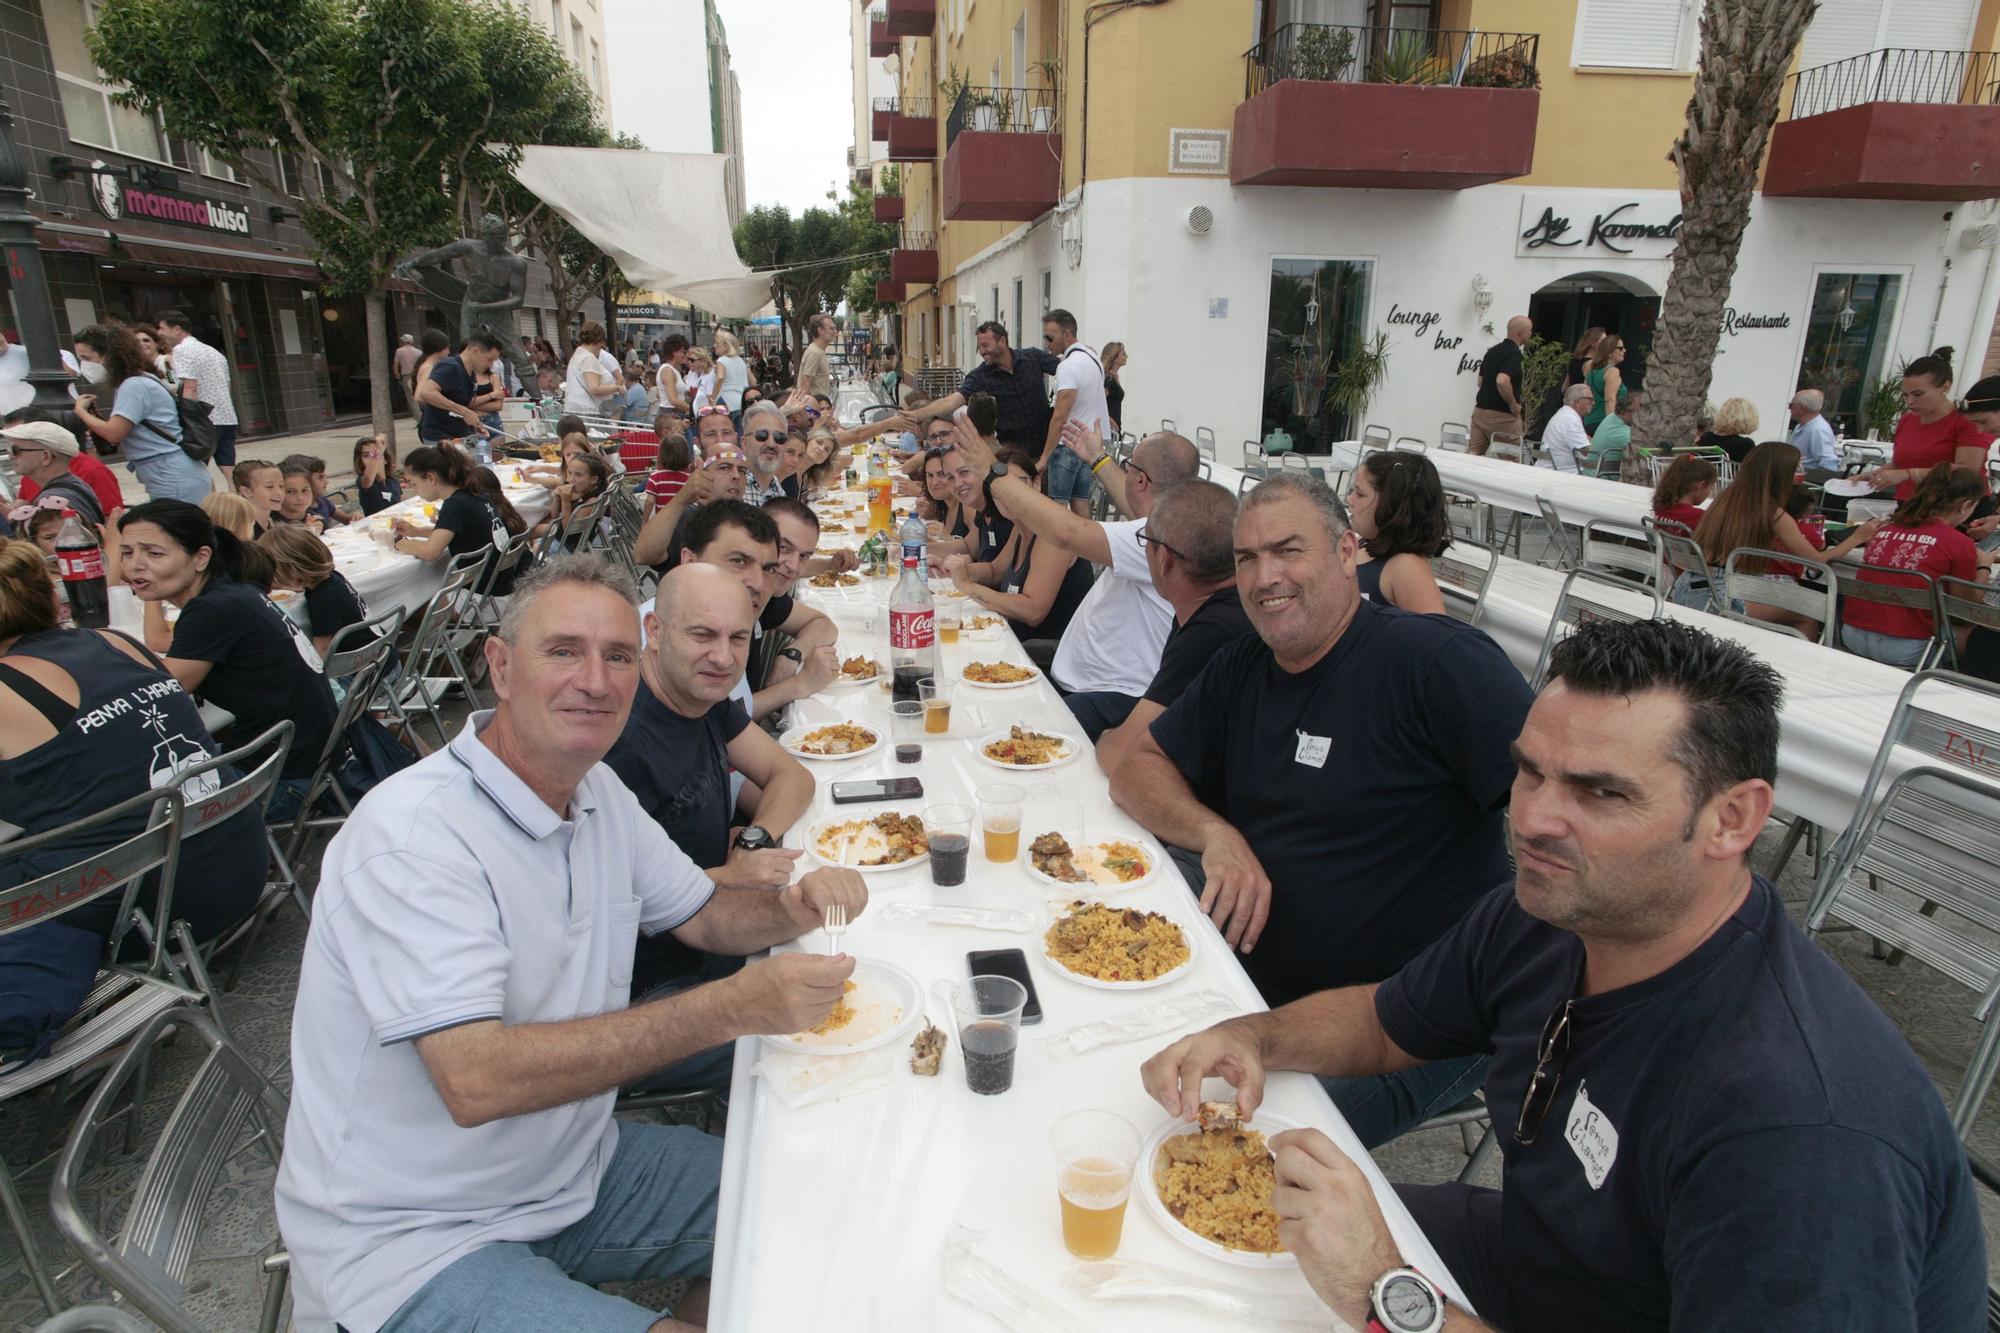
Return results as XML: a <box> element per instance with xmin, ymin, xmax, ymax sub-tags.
<box><xmin>2</xmin><ymin>298</ymin><xmax>1998</xmax><ymax>1332</ymax></box>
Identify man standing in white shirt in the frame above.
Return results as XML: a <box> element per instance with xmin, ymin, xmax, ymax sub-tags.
<box><xmin>977</xmin><ymin>420</ymin><xmax>1197</xmax><ymax>739</ymax></box>
<box><xmin>156</xmin><ymin>309</ymin><xmax>237</xmax><ymax>467</ymax></box>
<box><xmin>1542</xmin><ymin>382</ymin><xmax>1595</xmax><ymax>474</ymax></box>
<box><xmin>796</xmin><ymin>313</ymin><xmax>835</xmax><ymax>401</ymax></box>
<box><xmin>1039</xmin><ymin>309</ymin><xmax>1114</xmax><ymax>517</ymax></box>
<box><xmin>275</xmin><ymin>554</ymin><xmax>865</xmax><ymax>1333</ymax></box>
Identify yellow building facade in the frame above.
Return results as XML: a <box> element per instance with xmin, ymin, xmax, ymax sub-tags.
<box><xmin>862</xmin><ymin>0</ymin><xmax>2000</xmax><ymax>445</ymax></box>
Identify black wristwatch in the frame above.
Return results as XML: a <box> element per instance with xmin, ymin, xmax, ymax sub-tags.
<box><xmin>778</xmin><ymin>647</ymin><xmax>804</xmax><ymax>665</ymax></box>
<box><xmin>733</xmin><ymin>826</ymin><xmax>774</xmax><ymax>852</ymax></box>
<box><xmin>989</xmin><ymin>460</ymin><xmax>1009</xmax><ymax>478</ymax></box>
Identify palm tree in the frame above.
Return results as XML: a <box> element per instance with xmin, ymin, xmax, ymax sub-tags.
<box><xmin>1627</xmin><ymin>0</ymin><xmax>1818</xmax><ymax>481</ymax></box>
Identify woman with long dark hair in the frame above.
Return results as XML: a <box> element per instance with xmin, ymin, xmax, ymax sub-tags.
<box><xmin>943</xmin><ymin>451</ymin><xmax>1092</xmax><ymax>643</ymax></box>
<box><xmin>1582</xmin><ymin>331</ymin><xmax>1625</xmax><ymax>435</ymax></box>
<box><xmin>1345</xmin><ymin>451</ymin><xmax>1448</xmax><ymax>614</ymax></box>
<box><xmin>70</xmin><ymin>323</ymin><xmax>210</xmax><ymax>502</ymax></box>
<box><xmin>1693</xmin><ymin>442</ymin><xmax>1879</xmax><ymax>637</ymax></box>
<box><xmin>1861</xmin><ymin>350</ymin><xmax>1994</xmax><ymax>503</ymax></box>
<box><xmin>391</xmin><ymin>445</ymin><xmax>514</xmax><ymax>588</ymax></box>
<box><xmin>353</xmin><ymin>433</ymin><xmax>402</xmax><ymax>514</ymax></box>
<box><xmin>118</xmin><ymin>499</ymin><xmax>340</xmax><ymax>792</ymax></box>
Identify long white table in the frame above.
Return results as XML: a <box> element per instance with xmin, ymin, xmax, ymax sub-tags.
<box><xmin>709</xmin><ymin>495</ymin><xmax>1469</xmax><ymax>1331</ymax></box>
<box><xmin>1427</xmin><ymin>451</ymin><xmax>1654</xmax><ymax>529</ymax></box>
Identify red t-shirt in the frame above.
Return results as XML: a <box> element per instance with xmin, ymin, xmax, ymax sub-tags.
<box><xmin>1845</xmin><ymin>520</ymin><xmax>1980</xmax><ymax>638</ymax></box>
<box><xmin>1767</xmin><ymin>513</ymin><xmax>1826</xmax><ymax>580</ymax></box>
<box><xmin>1654</xmin><ymin>502</ymin><xmax>1705</xmax><ymax>534</ymax></box>
<box><xmin>18</xmin><ymin>451</ymin><xmax>125</xmax><ymax>516</ymax></box>
<box><xmin>1891</xmin><ymin>411</ymin><xmax>1992</xmax><ymax>500</ymax></box>
<box><xmin>645</xmin><ymin>468</ymin><xmax>689</xmax><ymax>505</ymax></box>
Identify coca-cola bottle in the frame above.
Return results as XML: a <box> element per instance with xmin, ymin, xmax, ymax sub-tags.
<box><xmin>55</xmin><ymin>511</ymin><xmax>109</xmax><ymax>629</ymax></box>
<box><xmin>889</xmin><ymin>520</ymin><xmax>936</xmax><ymax>704</ymax></box>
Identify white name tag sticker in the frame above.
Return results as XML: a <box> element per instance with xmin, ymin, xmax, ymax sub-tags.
<box><xmin>1294</xmin><ymin>731</ymin><xmax>1331</xmax><ymax>768</ymax></box>
<box><xmin>1564</xmin><ymin>1079</ymin><xmax>1619</xmax><ymax>1190</ymax></box>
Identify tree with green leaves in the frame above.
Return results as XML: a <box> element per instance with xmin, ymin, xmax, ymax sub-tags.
<box><xmin>734</xmin><ymin>191</ymin><xmax>891</xmax><ymax>354</ymax></box>
<box><xmin>843</xmin><ymin>168</ymin><xmax>900</xmax><ymax>322</ymax></box>
<box><xmin>90</xmin><ymin>0</ymin><xmax>598</xmax><ymax>439</ymax></box>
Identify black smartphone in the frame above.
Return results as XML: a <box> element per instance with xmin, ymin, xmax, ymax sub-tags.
<box><xmin>830</xmin><ymin>777</ymin><xmax>924</xmax><ymax>804</ymax></box>
<box><xmin>967</xmin><ymin>948</ymin><xmax>1043</xmax><ymax>1025</ymax></box>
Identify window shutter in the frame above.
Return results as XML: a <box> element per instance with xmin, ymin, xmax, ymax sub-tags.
<box><xmin>1575</xmin><ymin>0</ymin><xmax>1691</xmax><ymax>69</ymax></box>
<box><xmin>1886</xmin><ymin>0</ymin><xmax>1978</xmax><ymax>51</ymax></box>
<box><xmin>1798</xmin><ymin>0</ymin><xmax>1886</xmax><ymax>70</ymax></box>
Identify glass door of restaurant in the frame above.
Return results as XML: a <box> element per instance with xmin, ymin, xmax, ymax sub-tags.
<box><xmin>1261</xmin><ymin>255</ymin><xmax>1374</xmax><ymax>453</ymax></box>
<box><xmin>1795</xmin><ymin>270</ymin><xmax>1905</xmax><ymax>437</ymax></box>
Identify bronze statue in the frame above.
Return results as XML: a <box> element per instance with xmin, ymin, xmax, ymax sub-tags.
<box><xmin>395</xmin><ymin>213</ymin><xmax>531</xmax><ymax>384</ymax></box>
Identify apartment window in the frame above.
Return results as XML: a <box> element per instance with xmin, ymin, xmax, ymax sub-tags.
<box><xmin>590</xmin><ymin>39</ymin><xmax>602</xmax><ymax>93</ymax></box>
<box><xmin>201</xmin><ymin>148</ymin><xmax>238</xmax><ymax>183</ymax></box>
<box><xmin>1573</xmin><ymin>0</ymin><xmax>1699</xmax><ymax>71</ymax></box>
<box><xmin>276</xmin><ymin>148</ymin><xmax>305</xmax><ymax>198</ymax></box>
<box><xmin>46</xmin><ymin>0</ymin><xmax>170</xmax><ymax>162</ymax></box>
<box><xmin>1012</xmin><ymin>278</ymin><xmax>1023</xmax><ymax>349</ymax></box>
<box><xmin>1798</xmin><ymin>0</ymin><xmax>1979</xmax><ymax>70</ymax></box>
<box><xmin>571</xmin><ymin>18</ymin><xmax>585</xmax><ymax>64</ymax></box>
<box><xmin>551</xmin><ymin>0</ymin><xmax>563</xmax><ymax>38</ymax></box>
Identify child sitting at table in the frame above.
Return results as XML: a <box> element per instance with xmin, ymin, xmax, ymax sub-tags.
<box><xmin>274</xmin><ymin>460</ymin><xmax>326</xmax><ymax>533</ymax></box>
<box><xmin>283</xmin><ymin>453</ymin><xmax>356</xmax><ymax>526</ymax></box>
<box><xmin>259</xmin><ymin>523</ymin><xmax>372</xmax><ymax>658</ymax></box>
<box><xmin>524</xmin><ymin>430</ymin><xmax>591</xmax><ymax>490</ymax></box>
<box><xmin>231</xmin><ymin>458</ymin><xmax>283</xmax><ymax>535</ymax></box>
<box><xmin>353</xmin><ymin>435</ymin><xmax>401</xmax><ymax>515</ymax></box>
<box><xmin>644</xmin><ymin>427</ymin><xmax>693</xmax><ymax>515</ymax></box>
<box><xmin>1651</xmin><ymin>453</ymin><xmax>1717</xmax><ymax>534</ymax></box>
<box><xmin>199</xmin><ymin>491</ymin><xmax>261</xmax><ymax>543</ymax></box>
<box><xmin>534</xmin><ymin>450</ymin><xmax>612</xmax><ymax>548</ymax></box>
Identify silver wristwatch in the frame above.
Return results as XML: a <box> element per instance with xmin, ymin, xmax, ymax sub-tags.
<box><xmin>1369</xmin><ymin>1266</ymin><xmax>1445</xmax><ymax>1333</ymax></box>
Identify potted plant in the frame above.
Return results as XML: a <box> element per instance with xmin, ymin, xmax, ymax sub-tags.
<box><xmin>1370</xmin><ymin>32</ymin><xmax>1445</xmax><ymax>85</ymax></box>
<box><xmin>969</xmin><ymin>92</ymin><xmax>1000</xmax><ymax>131</ymax></box>
<box><xmin>1326</xmin><ymin>331</ymin><xmax>1392</xmax><ymax>439</ymax></box>
<box><xmin>1291</xmin><ymin>25</ymin><xmax>1357</xmax><ymax>82</ymax></box>
<box><xmin>1029</xmin><ymin>58</ymin><xmax>1059</xmax><ymax>130</ymax></box>
<box><xmin>1518</xmin><ymin>336</ymin><xmax>1571</xmax><ymax>437</ymax></box>
<box><xmin>1460</xmin><ymin>47</ymin><xmax>1541</xmax><ymax>89</ymax></box>
<box><xmin>939</xmin><ymin>65</ymin><xmax>969</xmax><ymax>112</ymax></box>
<box><xmin>1861</xmin><ymin>367</ymin><xmax>1906</xmax><ymax>441</ymax></box>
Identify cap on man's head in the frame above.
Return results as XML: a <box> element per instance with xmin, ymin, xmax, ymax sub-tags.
<box><xmin>1</xmin><ymin>420</ymin><xmax>79</xmax><ymax>458</ymax></box>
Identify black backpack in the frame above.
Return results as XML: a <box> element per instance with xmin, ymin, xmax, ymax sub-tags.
<box><xmin>173</xmin><ymin>392</ymin><xmax>217</xmax><ymax>463</ymax></box>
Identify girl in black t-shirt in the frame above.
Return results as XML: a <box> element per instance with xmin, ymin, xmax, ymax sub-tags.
<box><xmin>117</xmin><ymin>499</ymin><xmax>339</xmax><ymax>784</ymax></box>
<box><xmin>259</xmin><ymin>524</ymin><xmax>371</xmax><ymax>657</ymax></box>
<box><xmin>391</xmin><ymin>444</ymin><xmax>509</xmax><ymax>573</ymax></box>
<box><xmin>352</xmin><ymin>434</ymin><xmax>402</xmax><ymax>515</ymax></box>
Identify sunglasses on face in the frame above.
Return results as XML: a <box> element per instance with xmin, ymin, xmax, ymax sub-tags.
<box><xmin>695</xmin><ymin>405</ymin><xmax>731</xmax><ymax>417</ymax></box>
<box><xmin>751</xmin><ymin>429</ymin><xmax>788</xmax><ymax>444</ymax></box>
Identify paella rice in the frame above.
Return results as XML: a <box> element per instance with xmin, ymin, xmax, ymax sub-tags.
<box><xmin>1043</xmin><ymin>901</ymin><xmax>1189</xmax><ymax>982</ymax></box>
<box><xmin>1152</xmin><ymin>1124</ymin><xmax>1286</xmax><ymax>1254</ymax></box>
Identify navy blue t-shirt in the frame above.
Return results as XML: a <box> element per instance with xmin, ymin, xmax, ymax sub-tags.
<box><xmin>417</xmin><ymin>355</ymin><xmax>476</xmax><ymax>440</ymax></box>
<box><xmin>1149</xmin><ymin>599</ymin><xmax>1530</xmax><ymax>1005</ymax></box>
<box><xmin>603</xmin><ymin>683</ymin><xmax>748</xmax><ymax>991</ymax></box>
<box><xmin>1376</xmin><ymin>877</ymin><xmax>1985</xmax><ymax>1332</ymax></box>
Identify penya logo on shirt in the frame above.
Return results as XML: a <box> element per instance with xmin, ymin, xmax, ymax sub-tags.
<box><xmin>72</xmin><ymin>681</ymin><xmax>221</xmax><ymax>801</ymax></box>
<box><xmin>263</xmin><ymin>595</ymin><xmax>326</xmax><ymax>672</ymax></box>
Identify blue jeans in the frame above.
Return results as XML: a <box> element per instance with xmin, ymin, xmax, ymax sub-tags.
<box><xmin>376</xmin><ymin>1121</ymin><xmax>721</xmax><ymax>1333</ymax></box>
<box><xmin>1043</xmin><ymin>445</ymin><xmax>1095</xmax><ymax>503</ymax></box>
<box><xmin>1062</xmin><ymin>689</ymin><xmax>1140</xmax><ymax>741</ymax></box>
<box><xmin>1320</xmin><ymin>1053</ymin><xmax>1490</xmax><ymax>1150</ymax></box>
<box><xmin>1841</xmin><ymin>623</ymin><xmax>1932</xmax><ymax>668</ymax></box>
<box><xmin>213</xmin><ymin>423</ymin><xmax>237</xmax><ymax>469</ymax></box>
<box><xmin>1667</xmin><ymin>569</ymin><xmax>1713</xmax><ymax>611</ymax></box>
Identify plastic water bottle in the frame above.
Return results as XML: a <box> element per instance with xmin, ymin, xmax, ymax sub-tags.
<box><xmin>55</xmin><ymin>511</ymin><xmax>108</xmax><ymax>628</ymax></box>
<box><xmin>899</xmin><ymin>509</ymin><xmax>928</xmax><ymax>568</ymax></box>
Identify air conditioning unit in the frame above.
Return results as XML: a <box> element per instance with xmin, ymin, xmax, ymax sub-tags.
<box><xmin>1185</xmin><ymin>205</ymin><xmax>1214</xmax><ymax>237</ymax></box>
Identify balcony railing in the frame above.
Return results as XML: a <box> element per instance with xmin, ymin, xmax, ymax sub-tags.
<box><xmin>1243</xmin><ymin>23</ymin><xmax>1540</xmax><ymax>99</ymax></box>
<box><xmin>1787</xmin><ymin>47</ymin><xmax>2000</xmax><ymax>119</ymax></box>
<box><xmin>899</xmin><ymin>229</ymin><xmax>935</xmax><ymax>251</ymax></box>
<box><xmin>878</xmin><ymin>96</ymin><xmax>935</xmax><ymax>118</ymax></box>
<box><xmin>944</xmin><ymin>85</ymin><xmax>1060</xmax><ymax>148</ymax></box>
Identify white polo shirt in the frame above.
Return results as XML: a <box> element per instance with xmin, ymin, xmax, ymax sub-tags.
<box><xmin>275</xmin><ymin>713</ymin><xmax>714</xmax><ymax>1333</ymax></box>
<box><xmin>1052</xmin><ymin>517</ymin><xmax>1172</xmax><ymax>696</ymax></box>
<box><xmin>166</xmin><ymin>333</ymin><xmax>237</xmax><ymax>426</ymax></box>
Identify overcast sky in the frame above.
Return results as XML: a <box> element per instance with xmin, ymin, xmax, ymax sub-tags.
<box><xmin>606</xmin><ymin>0</ymin><xmax>852</xmax><ymax>219</ymax></box>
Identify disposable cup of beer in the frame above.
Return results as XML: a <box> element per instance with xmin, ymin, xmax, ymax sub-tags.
<box><xmin>937</xmin><ymin>614</ymin><xmax>961</xmax><ymax>645</ymax></box>
<box><xmin>1049</xmin><ymin>1110</ymin><xmax>1141</xmax><ymax>1259</ymax></box>
<box><xmin>976</xmin><ymin>783</ymin><xmax>1025</xmax><ymax>863</ymax></box>
<box><xmin>919</xmin><ymin>675</ymin><xmax>951</xmax><ymax>734</ymax></box>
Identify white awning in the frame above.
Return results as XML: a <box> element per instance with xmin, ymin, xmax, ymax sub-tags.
<box><xmin>511</xmin><ymin>145</ymin><xmax>774</xmax><ymax>319</ymax></box>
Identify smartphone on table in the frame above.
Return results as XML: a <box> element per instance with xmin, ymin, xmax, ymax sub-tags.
<box><xmin>967</xmin><ymin>947</ymin><xmax>1043</xmax><ymax>1025</ymax></box>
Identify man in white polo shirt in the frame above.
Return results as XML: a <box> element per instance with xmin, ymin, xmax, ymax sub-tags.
<box><xmin>156</xmin><ymin>308</ymin><xmax>238</xmax><ymax>467</ymax></box>
<box><xmin>980</xmin><ymin>420</ymin><xmax>1197</xmax><ymax>739</ymax></box>
<box><xmin>275</xmin><ymin>553</ymin><xmax>866</xmax><ymax>1333</ymax></box>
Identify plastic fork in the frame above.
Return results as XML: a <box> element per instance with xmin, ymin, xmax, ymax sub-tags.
<box><xmin>823</xmin><ymin>902</ymin><xmax>848</xmax><ymax>957</ymax></box>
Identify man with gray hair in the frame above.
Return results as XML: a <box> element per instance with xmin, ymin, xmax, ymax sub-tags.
<box><xmin>975</xmin><ymin>421</ymin><xmax>1199</xmax><ymax>738</ymax></box>
<box><xmin>1788</xmin><ymin>388</ymin><xmax>1841</xmax><ymax>482</ymax></box>
<box><xmin>739</xmin><ymin>400</ymin><xmax>791</xmax><ymax>505</ymax></box>
<box><xmin>277</xmin><ymin>553</ymin><xmax>867</xmax><ymax>1332</ymax></box>
<box><xmin>1110</xmin><ymin>472</ymin><xmax>1532</xmax><ymax>1150</ymax></box>
<box><xmin>1543</xmin><ymin>381</ymin><xmax>1596</xmax><ymax>473</ymax></box>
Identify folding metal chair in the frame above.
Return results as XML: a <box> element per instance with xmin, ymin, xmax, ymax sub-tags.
<box><xmin>0</xmin><ymin>789</ymin><xmax>199</xmax><ymax>1316</ymax></box>
<box><xmin>1579</xmin><ymin>520</ymin><xmax>1664</xmax><ymax>591</ymax></box>
<box><xmin>538</xmin><ymin>495</ymin><xmax>605</xmax><ymax>561</ymax></box>
<box><xmin>1408</xmin><ymin>1094</ymin><xmax>1499</xmax><ymax>1184</ymax></box>
<box><xmin>1720</xmin><ymin>549</ymin><xmax>1837</xmax><ymax>644</ymax></box>
<box><xmin>283</xmin><ymin>614</ymin><xmax>410</xmax><ymax>863</ymax></box>
<box><xmin>1938</xmin><ymin>575</ymin><xmax>2000</xmax><ymax>671</ymax></box>
<box><xmin>1644</xmin><ymin>515</ymin><xmax>1718</xmax><ymax>612</ymax></box>
<box><xmin>1535</xmin><ymin>495</ymin><xmax>1578</xmax><ymax>569</ymax></box>
<box><xmin>32</xmin><ymin>1306</ymin><xmax>154</xmax><ymax>1332</ymax></box>
<box><xmin>50</xmin><ymin>1006</ymin><xmax>292</xmax><ymax>1333</ymax></box>
<box><xmin>1438</xmin><ymin>422</ymin><xmax>1470</xmax><ymax>453</ymax></box>
<box><xmin>1158</xmin><ymin>418</ymin><xmax>1176</xmax><ymax>434</ymax></box>
<box><xmin>1532</xmin><ymin>568</ymin><xmax>1663</xmax><ymax>688</ymax></box>
<box><xmin>1360</xmin><ymin>424</ymin><xmax>1392</xmax><ymax>450</ymax></box>
<box><xmin>395</xmin><ymin>553</ymin><xmax>489</xmax><ymax>746</ymax></box>
<box><xmin>161</xmin><ymin>722</ymin><xmax>302</xmax><ymax>992</ymax></box>
<box><xmin>1193</xmin><ymin>426</ymin><xmax>1216</xmax><ymax>459</ymax></box>
<box><xmin>1442</xmin><ymin>485</ymin><xmax>1487</xmax><ymax>544</ymax></box>
<box><xmin>1431</xmin><ymin>538</ymin><xmax>1498</xmax><ymax>628</ymax></box>
<box><xmin>1483</xmin><ymin>433</ymin><xmax>1528</xmax><ymax>558</ymax></box>
<box><xmin>1805</xmin><ymin>672</ymin><xmax>2000</xmax><ymax>1136</ymax></box>
<box><xmin>1392</xmin><ymin>435</ymin><xmax>1428</xmax><ymax>453</ymax></box>
<box><xmin>1835</xmin><ymin>563</ymin><xmax>1948</xmax><ymax>671</ymax></box>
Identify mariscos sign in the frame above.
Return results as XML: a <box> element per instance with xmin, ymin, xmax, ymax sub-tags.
<box><xmin>1515</xmin><ymin>193</ymin><xmax>1682</xmax><ymax>261</ymax></box>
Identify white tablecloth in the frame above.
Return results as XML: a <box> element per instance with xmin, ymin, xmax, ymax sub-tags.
<box><xmin>1427</xmin><ymin>452</ymin><xmax>1653</xmax><ymax>529</ymax></box>
<box><xmin>709</xmin><ymin>491</ymin><xmax>1469</xmax><ymax>1331</ymax></box>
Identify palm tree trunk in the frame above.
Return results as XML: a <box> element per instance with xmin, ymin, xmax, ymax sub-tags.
<box><xmin>1626</xmin><ymin>0</ymin><xmax>1818</xmax><ymax>483</ymax></box>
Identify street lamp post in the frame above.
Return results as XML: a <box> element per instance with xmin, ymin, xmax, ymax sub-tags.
<box><xmin>0</xmin><ymin>98</ymin><xmax>80</xmax><ymax>419</ymax></box>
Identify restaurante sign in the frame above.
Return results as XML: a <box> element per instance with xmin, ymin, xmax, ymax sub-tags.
<box><xmin>1515</xmin><ymin>194</ymin><xmax>1682</xmax><ymax>260</ymax></box>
